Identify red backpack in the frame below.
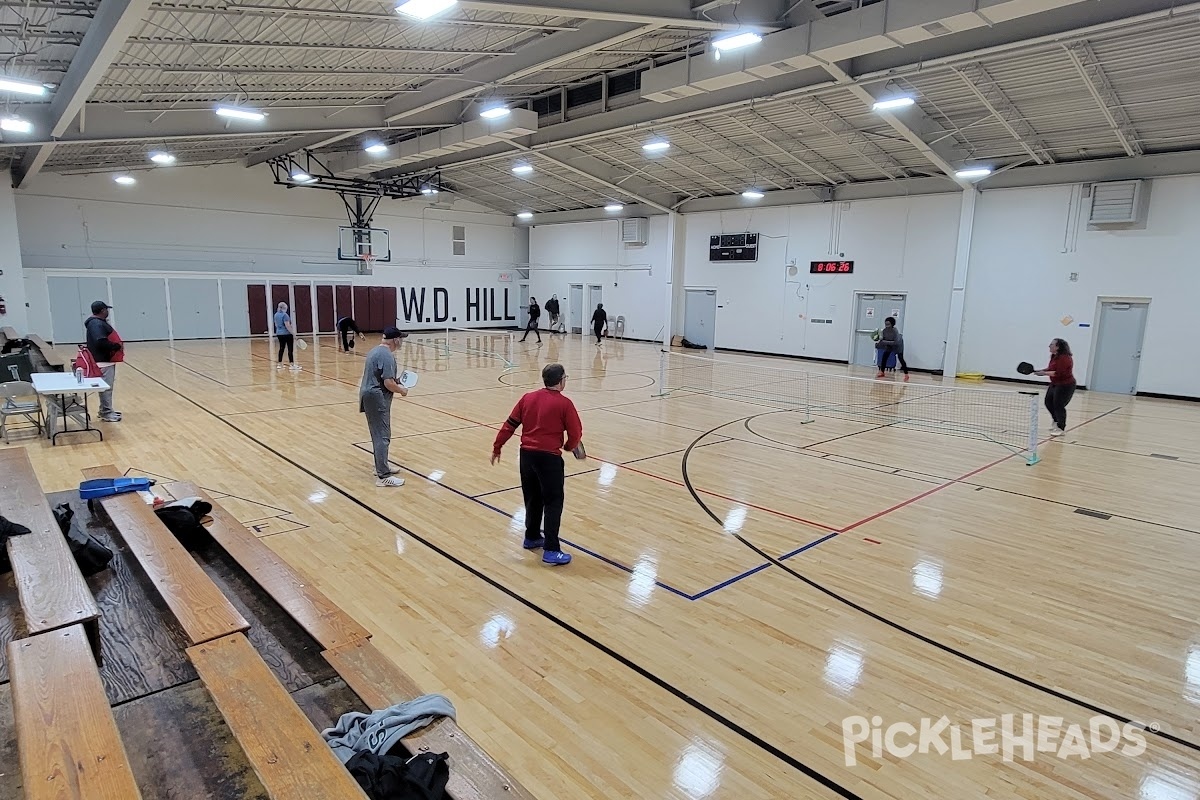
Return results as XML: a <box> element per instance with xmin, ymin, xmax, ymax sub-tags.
<box><xmin>74</xmin><ymin>345</ymin><xmax>104</xmax><ymax>378</ymax></box>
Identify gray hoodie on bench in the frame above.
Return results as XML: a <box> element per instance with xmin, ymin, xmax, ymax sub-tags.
<box><xmin>322</xmin><ymin>693</ymin><xmax>457</xmax><ymax>763</ymax></box>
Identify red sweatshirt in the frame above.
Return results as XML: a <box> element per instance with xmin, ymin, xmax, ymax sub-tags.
<box><xmin>493</xmin><ymin>388</ymin><xmax>583</xmax><ymax>456</ymax></box>
<box><xmin>1046</xmin><ymin>354</ymin><xmax>1075</xmax><ymax>385</ymax></box>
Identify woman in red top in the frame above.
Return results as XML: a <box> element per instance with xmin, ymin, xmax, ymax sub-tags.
<box><xmin>1034</xmin><ymin>338</ymin><xmax>1076</xmax><ymax>436</ymax></box>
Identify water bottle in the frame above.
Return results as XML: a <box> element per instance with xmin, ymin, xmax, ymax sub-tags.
<box><xmin>74</xmin><ymin>367</ymin><xmax>83</xmax><ymax>384</ymax></box>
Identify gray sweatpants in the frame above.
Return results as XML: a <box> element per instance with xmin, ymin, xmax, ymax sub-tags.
<box><xmin>99</xmin><ymin>364</ymin><xmax>117</xmax><ymax>416</ymax></box>
<box><xmin>362</xmin><ymin>395</ymin><xmax>393</xmax><ymax>478</ymax></box>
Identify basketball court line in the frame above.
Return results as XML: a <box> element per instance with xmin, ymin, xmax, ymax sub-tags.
<box><xmin>118</xmin><ymin>362</ymin><xmax>864</xmax><ymax>798</ymax></box>
<box><xmin>673</xmin><ymin>408</ymin><xmax>1200</xmax><ymax>754</ymax></box>
<box><xmin>221</xmin><ymin>400</ymin><xmax>358</xmax><ymax>417</ymax></box>
<box><xmin>1061</xmin><ymin>439</ymin><xmax>1200</xmax><ymax>465</ymax></box>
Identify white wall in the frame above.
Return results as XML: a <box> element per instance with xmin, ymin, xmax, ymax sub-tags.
<box><xmin>528</xmin><ymin>216</ymin><xmax>669</xmax><ymax>342</ymax></box>
<box><xmin>16</xmin><ymin>163</ymin><xmax>520</xmax><ymax>339</ymax></box>
<box><xmin>681</xmin><ymin>194</ymin><xmax>961</xmax><ymax>370</ymax></box>
<box><xmin>960</xmin><ymin>175</ymin><xmax>1200</xmax><ymax>397</ymax></box>
<box><xmin>0</xmin><ymin>182</ymin><xmax>29</xmax><ymax>334</ymax></box>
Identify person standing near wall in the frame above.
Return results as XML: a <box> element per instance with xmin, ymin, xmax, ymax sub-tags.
<box><xmin>520</xmin><ymin>297</ymin><xmax>542</xmax><ymax>344</ymax></box>
<box><xmin>84</xmin><ymin>300</ymin><xmax>123</xmax><ymax>423</ymax></box>
<box><xmin>490</xmin><ymin>363</ymin><xmax>584</xmax><ymax>566</ymax></box>
<box><xmin>591</xmin><ymin>303</ymin><xmax>607</xmax><ymax>346</ymax></box>
<box><xmin>274</xmin><ymin>302</ymin><xmax>298</xmax><ymax>370</ymax></box>
<box><xmin>336</xmin><ymin>314</ymin><xmax>365</xmax><ymax>352</ymax></box>
<box><xmin>545</xmin><ymin>295</ymin><xmax>561</xmax><ymax>333</ymax></box>
<box><xmin>360</xmin><ymin>327</ymin><xmax>410</xmax><ymax>487</ymax></box>
<box><xmin>1034</xmin><ymin>338</ymin><xmax>1076</xmax><ymax>436</ymax></box>
<box><xmin>875</xmin><ymin>316</ymin><xmax>910</xmax><ymax>381</ymax></box>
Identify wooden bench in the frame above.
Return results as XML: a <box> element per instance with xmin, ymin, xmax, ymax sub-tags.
<box><xmin>324</xmin><ymin>639</ymin><xmax>536</xmax><ymax>800</ymax></box>
<box><xmin>1</xmin><ymin>325</ymin><xmax>18</xmax><ymax>343</ymax></box>
<box><xmin>188</xmin><ymin>632</ymin><xmax>369</xmax><ymax>800</ymax></box>
<box><xmin>8</xmin><ymin>624</ymin><xmax>143</xmax><ymax>799</ymax></box>
<box><xmin>163</xmin><ymin>480</ymin><xmax>371</xmax><ymax>650</ymax></box>
<box><xmin>1</xmin><ymin>448</ymin><xmax>101</xmax><ymax>653</ymax></box>
<box><xmin>82</xmin><ymin>465</ymin><xmax>249</xmax><ymax>645</ymax></box>
<box><xmin>26</xmin><ymin>333</ymin><xmax>68</xmax><ymax>371</ymax></box>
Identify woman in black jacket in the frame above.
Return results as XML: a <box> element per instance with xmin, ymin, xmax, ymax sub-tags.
<box><xmin>591</xmin><ymin>304</ymin><xmax>607</xmax><ymax>346</ymax></box>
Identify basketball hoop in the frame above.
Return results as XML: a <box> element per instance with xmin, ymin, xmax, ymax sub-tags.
<box><xmin>358</xmin><ymin>249</ymin><xmax>377</xmax><ymax>274</ymax></box>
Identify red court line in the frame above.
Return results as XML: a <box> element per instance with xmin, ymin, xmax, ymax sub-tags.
<box><xmin>838</xmin><ymin>407</ymin><xmax>1122</xmax><ymax>536</ymax></box>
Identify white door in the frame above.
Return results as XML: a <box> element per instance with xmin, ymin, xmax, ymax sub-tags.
<box><xmin>1091</xmin><ymin>301</ymin><xmax>1148</xmax><ymax>394</ymax></box>
<box><xmin>568</xmin><ymin>284</ymin><xmax>583</xmax><ymax>334</ymax></box>
<box><xmin>853</xmin><ymin>293</ymin><xmax>906</xmax><ymax>367</ymax></box>
<box><xmin>518</xmin><ymin>283</ymin><xmax>530</xmax><ymax>328</ymax></box>
<box><xmin>684</xmin><ymin>289</ymin><xmax>717</xmax><ymax>349</ymax></box>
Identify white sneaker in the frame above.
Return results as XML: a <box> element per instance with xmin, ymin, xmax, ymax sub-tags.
<box><xmin>375</xmin><ymin>476</ymin><xmax>405</xmax><ymax>487</ymax></box>
<box><xmin>276</xmin><ymin>364</ymin><xmax>284</xmax><ymax>370</ymax></box>
<box><xmin>290</xmin><ymin>364</ymin><xmax>301</xmax><ymax>371</ymax></box>
<box><xmin>1049</xmin><ymin>427</ymin><xmax>1065</xmax><ymax>436</ymax></box>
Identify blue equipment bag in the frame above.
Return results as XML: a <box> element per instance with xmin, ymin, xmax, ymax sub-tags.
<box><xmin>79</xmin><ymin>477</ymin><xmax>153</xmax><ymax>500</ymax></box>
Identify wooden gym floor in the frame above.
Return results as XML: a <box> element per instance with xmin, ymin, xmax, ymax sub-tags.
<box><xmin>6</xmin><ymin>332</ymin><xmax>1200</xmax><ymax>799</ymax></box>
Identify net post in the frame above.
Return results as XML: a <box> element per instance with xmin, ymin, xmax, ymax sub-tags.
<box><xmin>442</xmin><ymin>325</ymin><xmax>451</xmax><ymax>359</ymax></box>
<box><xmin>800</xmin><ymin>373</ymin><xmax>814</xmax><ymax>424</ymax></box>
<box><xmin>1022</xmin><ymin>391</ymin><xmax>1040</xmax><ymax>465</ymax></box>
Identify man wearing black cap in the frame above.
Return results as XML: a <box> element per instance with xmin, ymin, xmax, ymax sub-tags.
<box><xmin>85</xmin><ymin>301</ymin><xmax>124</xmax><ymax>423</ymax></box>
<box><xmin>360</xmin><ymin>327</ymin><xmax>410</xmax><ymax>487</ymax></box>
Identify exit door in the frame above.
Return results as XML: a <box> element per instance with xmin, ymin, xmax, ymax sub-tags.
<box><xmin>518</xmin><ymin>283</ymin><xmax>530</xmax><ymax>328</ymax></box>
<box><xmin>684</xmin><ymin>289</ymin><xmax>717</xmax><ymax>349</ymax></box>
<box><xmin>853</xmin><ymin>293</ymin><xmax>906</xmax><ymax>367</ymax></box>
<box><xmin>1091</xmin><ymin>301</ymin><xmax>1149</xmax><ymax>394</ymax></box>
<box><xmin>568</xmin><ymin>284</ymin><xmax>583</xmax><ymax>334</ymax></box>
<box><xmin>586</xmin><ymin>284</ymin><xmax>603</xmax><ymax>334</ymax></box>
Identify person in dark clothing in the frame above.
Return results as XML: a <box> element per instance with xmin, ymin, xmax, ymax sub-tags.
<box><xmin>1034</xmin><ymin>338</ymin><xmax>1076</xmax><ymax>436</ymax></box>
<box><xmin>336</xmin><ymin>315</ymin><xmax>365</xmax><ymax>352</ymax></box>
<box><xmin>491</xmin><ymin>363</ymin><xmax>584</xmax><ymax>566</ymax></box>
<box><xmin>520</xmin><ymin>297</ymin><xmax>541</xmax><ymax>343</ymax></box>
<box><xmin>591</xmin><ymin>303</ymin><xmax>607</xmax><ymax>346</ymax></box>
<box><xmin>84</xmin><ymin>300</ymin><xmax>124</xmax><ymax>422</ymax></box>
<box><xmin>544</xmin><ymin>295</ymin><xmax>561</xmax><ymax>333</ymax></box>
<box><xmin>875</xmin><ymin>316</ymin><xmax>909</xmax><ymax>381</ymax></box>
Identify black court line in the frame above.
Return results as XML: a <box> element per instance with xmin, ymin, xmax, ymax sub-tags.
<box><xmin>1062</xmin><ymin>439</ymin><xmax>1200</xmax><ymax>466</ymax></box>
<box><xmin>678</xmin><ymin>408</ymin><xmax>1200</xmax><ymax>755</ymax></box>
<box><xmin>165</xmin><ymin>358</ymin><xmax>237</xmax><ymax>388</ymax></box>
<box><xmin>220</xmin><ymin>400</ymin><xmax>359</xmax><ymax>417</ymax></box>
<box><xmin>122</xmin><ymin>359</ymin><xmax>863</xmax><ymax>798</ymax></box>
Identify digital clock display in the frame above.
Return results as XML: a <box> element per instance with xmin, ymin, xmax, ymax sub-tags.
<box><xmin>810</xmin><ymin>260</ymin><xmax>855</xmax><ymax>274</ymax></box>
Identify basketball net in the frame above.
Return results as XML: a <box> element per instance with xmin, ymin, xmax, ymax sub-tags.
<box><xmin>359</xmin><ymin>249</ymin><xmax>377</xmax><ymax>274</ymax></box>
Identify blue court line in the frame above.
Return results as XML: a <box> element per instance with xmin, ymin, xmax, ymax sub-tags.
<box><xmin>686</xmin><ymin>532</ymin><xmax>843</xmax><ymax>600</ymax></box>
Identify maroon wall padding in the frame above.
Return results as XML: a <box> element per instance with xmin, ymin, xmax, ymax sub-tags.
<box><xmin>353</xmin><ymin>286</ymin><xmax>370</xmax><ymax>330</ymax></box>
<box><xmin>336</xmin><ymin>285</ymin><xmax>353</xmax><ymax>324</ymax></box>
<box><xmin>381</xmin><ymin>286</ymin><xmax>397</xmax><ymax>330</ymax></box>
<box><xmin>316</xmin><ymin>285</ymin><xmax>335</xmax><ymax>333</ymax></box>
<box><xmin>270</xmin><ymin>284</ymin><xmax>290</xmax><ymax>312</ymax></box>
<box><xmin>367</xmin><ymin>286</ymin><xmax>385</xmax><ymax>331</ymax></box>
<box><xmin>247</xmin><ymin>284</ymin><xmax>268</xmax><ymax>335</ymax></box>
<box><xmin>292</xmin><ymin>285</ymin><xmax>313</xmax><ymax>334</ymax></box>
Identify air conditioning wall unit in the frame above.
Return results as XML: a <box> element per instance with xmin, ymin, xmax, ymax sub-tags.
<box><xmin>1086</xmin><ymin>179</ymin><xmax>1151</xmax><ymax>230</ymax></box>
<box><xmin>621</xmin><ymin>217</ymin><xmax>648</xmax><ymax>245</ymax></box>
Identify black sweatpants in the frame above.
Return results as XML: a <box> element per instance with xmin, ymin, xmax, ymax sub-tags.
<box><xmin>520</xmin><ymin>317</ymin><xmax>541</xmax><ymax>342</ymax></box>
<box><xmin>276</xmin><ymin>334</ymin><xmax>294</xmax><ymax>363</ymax></box>
<box><xmin>519</xmin><ymin>449</ymin><xmax>565</xmax><ymax>552</ymax></box>
<box><xmin>593</xmin><ymin>321</ymin><xmax>604</xmax><ymax>344</ymax></box>
<box><xmin>1044</xmin><ymin>383</ymin><xmax>1076</xmax><ymax>431</ymax></box>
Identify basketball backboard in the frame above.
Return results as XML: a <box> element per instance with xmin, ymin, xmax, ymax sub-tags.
<box><xmin>337</xmin><ymin>226</ymin><xmax>391</xmax><ymax>262</ymax></box>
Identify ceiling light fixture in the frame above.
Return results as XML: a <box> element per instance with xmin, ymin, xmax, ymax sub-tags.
<box><xmin>395</xmin><ymin>0</ymin><xmax>456</xmax><ymax>20</ymax></box>
<box><xmin>114</xmin><ymin>175</ymin><xmax>136</xmax><ymax>185</ymax></box>
<box><xmin>148</xmin><ymin>151</ymin><xmax>176</xmax><ymax>164</ymax></box>
<box><xmin>365</xmin><ymin>142</ymin><xmax>388</xmax><ymax>154</ymax></box>
<box><xmin>741</xmin><ymin>189</ymin><xmax>765</xmax><ymax>200</ymax></box>
<box><xmin>290</xmin><ymin>171</ymin><xmax>317</xmax><ymax>184</ymax></box>
<box><xmin>479</xmin><ymin>105</ymin><xmax>510</xmax><ymax>120</ymax></box>
<box><xmin>872</xmin><ymin>96</ymin><xmax>915</xmax><ymax>112</ymax></box>
<box><xmin>511</xmin><ymin>164</ymin><xmax>534</xmax><ymax>175</ymax></box>
<box><xmin>421</xmin><ymin>186</ymin><xmax>438</xmax><ymax>195</ymax></box>
<box><xmin>955</xmin><ymin>167</ymin><xmax>993</xmax><ymax>179</ymax></box>
<box><xmin>712</xmin><ymin>31</ymin><xmax>762</xmax><ymax>51</ymax></box>
<box><xmin>516</xmin><ymin>211</ymin><xmax>533</xmax><ymax>220</ymax></box>
<box><xmin>0</xmin><ymin>76</ymin><xmax>47</xmax><ymax>96</ymax></box>
<box><xmin>604</xmin><ymin>203</ymin><xmax>624</xmax><ymax>212</ymax></box>
<box><xmin>215</xmin><ymin>104</ymin><xmax>266</xmax><ymax>121</ymax></box>
<box><xmin>0</xmin><ymin>116</ymin><xmax>33</xmax><ymax>133</ymax></box>
<box><xmin>643</xmin><ymin>140</ymin><xmax>670</xmax><ymax>153</ymax></box>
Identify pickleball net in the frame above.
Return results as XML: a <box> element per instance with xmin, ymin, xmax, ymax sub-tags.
<box><xmin>658</xmin><ymin>351</ymin><xmax>1041</xmax><ymax>464</ymax></box>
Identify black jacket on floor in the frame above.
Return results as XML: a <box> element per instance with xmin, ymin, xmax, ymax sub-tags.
<box><xmin>344</xmin><ymin>750</ymin><xmax>449</xmax><ymax>800</ymax></box>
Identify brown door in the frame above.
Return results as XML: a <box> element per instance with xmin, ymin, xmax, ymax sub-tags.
<box><xmin>353</xmin><ymin>286</ymin><xmax>370</xmax><ymax>330</ymax></box>
<box><xmin>381</xmin><ymin>286</ymin><xmax>397</xmax><ymax>330</ymax></box>
<box><xmin>367</xmin><ymin>287</ymin><xmax>385</xmax><ymax>331</ymax></box>
<box><xmin>292</xmin><ymin>284</ymin><xmax>313</xmax><ymax>334</ymax></box>
<box><xmin>247</xmin><ymin>284</ymin><xmax>268</xmax><ymax>334</ymax></box>
<box><xmin>316</xmin><ymin>285</ymin><xmax>335</xmax><ymax>333</ymax></box>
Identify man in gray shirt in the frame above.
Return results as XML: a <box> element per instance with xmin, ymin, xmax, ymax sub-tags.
<box><xmin>360</xmin><ymin>327</ymin><xmax>409</xmax><ymax>487</ymax></box>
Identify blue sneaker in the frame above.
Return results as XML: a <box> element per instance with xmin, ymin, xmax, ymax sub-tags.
<box><xmin>522</xmin><ymin>536</ymin><xmax>545</xmax><ymax>550</ymax></box>
<box><xmin>542</xmin><ymin>551</ymin><xmax>572</xmax><ymax>566</ymax></box>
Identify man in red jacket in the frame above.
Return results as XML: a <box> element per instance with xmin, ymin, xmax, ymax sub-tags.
<box><xmin>491</xmin><ymin>363</ymin><xmax>584</xmax><ymax>566</ymax></box>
